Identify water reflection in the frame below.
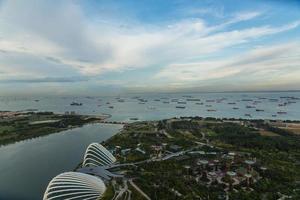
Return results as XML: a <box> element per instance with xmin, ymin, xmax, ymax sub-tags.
<box><xmin>0</xmin><ymin>124</ymin><xmax>122</xmax><ymax>200</ymax></box>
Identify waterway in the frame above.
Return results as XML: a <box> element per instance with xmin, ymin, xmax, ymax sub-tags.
<box><xmin>0</xmin><ymin>124</ymin><xmax>122</xmax><ymax>200</ymax></box>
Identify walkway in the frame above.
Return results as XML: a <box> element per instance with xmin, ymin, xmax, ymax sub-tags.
<box><xmin>129</xmin><ymin>179</ymin><xmax>151</xmax><ymax>200</ymax></box>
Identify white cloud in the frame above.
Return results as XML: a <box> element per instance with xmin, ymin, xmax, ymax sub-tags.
<box><xmin>0</xmin><ymin>0</ymin><xmax>299</xmax><ymax>93</ymax></box>
<box><xmin>84</xmin><ymin>15</ymin><xmax>299</xmax><ymax>76</ymax></box>
<box><xmin>155</xmin><ymin>42</ymin><xmax>300</xmax><ymax>87</ymax></box>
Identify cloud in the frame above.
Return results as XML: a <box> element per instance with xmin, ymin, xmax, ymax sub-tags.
<box><xmin>0</xmin><ymin>0</ymin><xmax>299</xmax><ymax>93</ymax></box>
<box><xmin>45</xmin><ymin>56</ymin><xmax>62</xmax><ymax>64</ymax></box>
<box><xmin>155</xmin><ymin>42</ymin><xmax>300</xmax><ymax>87</ymax></box>
<box><xmin>0</xmin><ymin>0</ymin><xmax>111</xmax><ymax>63</ymax></box>
<box><xmin>0</xmin><ymin>76</ymin><xmax>89</xmax><ymax>83</ymax></box>
<box><xmin>1</xmin><ymin>0</ymin><xmax>297</xmax><ymax>76</ymax></box>
<box><xmin>0</xmin><ymin>49</ymin><xmax>8</xmax><ymax>54</ymax></box>
<box><xmin>84</xmin><ymin>14</ymin><xmax>299</xmax><ymax>76</ymax></box>
<box><xmin>233</xmin><ymin>11</ymin><xmax>262</xmax><ymax>21</ymax></box>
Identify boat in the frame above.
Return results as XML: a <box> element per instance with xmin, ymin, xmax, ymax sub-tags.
<box><xmin>109</xmin><ymin>106</ymin><xmax>114</xmax><ymax>109</ymax></box>
<box><xmin>278</xmin><ymin>104</ymin><xmax>285</xmax><ymax>107</ymax></box>
<box><xmin>216</xmin><ymin>98</ymin><xmax>225</xmax><ymax>103</ymax></box>
<box><xmin>186</xmin><ymin>98</ymin><xmax>201</xmax><ymax>101</ymax></box>
<box><xmin>207</xmin><ymin>109</ymin><xmax>216</xmax><ymax>112</ymax></box>
<box><xmin>132</xmin><ymin>96</ymin><xmax>140</xmax><ymax>99</ymax></box>
<box><xmin>130</xmin><ymin>117</ymin><xmax>139</xmax><ymax>120</ymax></box>
<box><xmin>253</xmin><ymin>101</ymin><xmax>262</xmax><ymax>105</ymax></box>
<box><xmin>244</xmin><ymin>114</ymin><xmax>252</xmax><ymax>117</ymax></box>
<box><xmin>24</xmin><ymin>109</ymin><xmax>38</xmax><ymax>111</ymax></box>
<box><xmin>70</xmin><ymin>102</ymin><xmax>82</xmax><ymax>106</ymax></box>
<box><xmin>256</xmin><ymin>109</ymin><xmax>264</xmax><ymax>112</ymax></box>
<box><xmin>117</xmin><ymin>99</ymin><xmax>125</xmax><ymax>102</ymax></box>
<box><xmin>280</xmin><ymin>96</ymin><xmax>299</xmax><ymax>100</ymax></box>
<box><xmin>206</xmin><ymin>100</ymin><xmax>215</xmax><ymax>102</ymax></box>
<box><xmin>195</xmin><ymin>102</ymin><xmax>203</xmax><ymax>105</ymax></box>
<box><xmin>228</xmin><ymin>102</ymin><xmax>236</xmax><ymax>105</ymax></box>
<box><xmin>176</xmin><ymin>106</ymin><xmax>186</xmax><ymax>109</ymax></box>
<box><xmin>246</xmin><ymin>105</ymin><xmax>255</xmax><ymax>108</ymax></box>
<box><xmin>148</xmin><ymin>106</ymin><xmax>156</xmax><ymax>110</ymax></box>
<box><xmin>272</xmin><ymin>115</ymin><xmax>277</xmax><ymax>117</ymax></box>
<box><xmin>277</xmin><ymin>111</ymin><xmax>287</xmax><ymax>114</ymax></box>
<box><xmin>269</xmin><ymin>98</ymin><xmax>278</xmax><ymax>102</ymax></box>
<box><xmin>34</xmin><ymin>99</ymin><xmax>39</xmax><ymax>102</ymax></box>
<box><xmin>163</xmin><ymin>101</ymin><xmax>170</xmax><ymax>104</ymax></box>
<box><xmin>233</xmin><ymin>107</ymin><xmax>239</xmax><ymax>110</ymax></box>
<box><xmin>205</xmin><ymin>105</ymin><xmax>212</xmax><ymax>107</ymax></box>
<box><xmin>177</xmin><ymin>101</ymin><xmax>187</xmax><ymax>104</ymax></box>
<box><xmin>138</xmin><ymin>99</ymin><xmax>148</xmax><ymax>103</ymax></box>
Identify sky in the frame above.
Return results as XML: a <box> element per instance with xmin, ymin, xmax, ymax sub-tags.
<box><xmin>0</xmin><ymin>0</ymin><xmax>300</xmax><ymax>95</ymax></box>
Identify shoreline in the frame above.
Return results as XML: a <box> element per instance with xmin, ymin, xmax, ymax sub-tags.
<box><xmin>2</xmin><ymin>111</ymin><xmax>300</xmax><ymax>147</ymax></box>
<box><xmin>0</xmin><ymin>111</ymin><xmax>112</xmax><ymax>147</ymax></box>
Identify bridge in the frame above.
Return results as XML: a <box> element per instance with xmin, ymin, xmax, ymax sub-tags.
<box><xmin>99</xmin><ymin>121</ymin><xmax>129</xmax><ymax>125</ymax></box>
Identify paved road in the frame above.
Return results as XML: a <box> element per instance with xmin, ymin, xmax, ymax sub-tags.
<box><xmin>129</xmin><ymin>179</ymin><xmax>151</xmax><ymax>200</ymax></box>
<box><xmin>113</xmin><ymin>180</ymin><xmax>128</xmax><ymax>200</ymax></box>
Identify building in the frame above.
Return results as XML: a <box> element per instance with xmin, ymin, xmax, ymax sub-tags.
<box><xmin>43</xmin><ymin>172</ymin><xmax>106</xmax><ymax>200</ymax></box>
<box><xmin>83</xmin><ymin>143</ymin><xmax>116</xmax><ymax>167</ymax></box>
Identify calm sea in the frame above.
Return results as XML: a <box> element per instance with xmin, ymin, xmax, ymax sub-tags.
<box><xmin>1</xmin><ymin>92</ymin><xmax>300</xmax><ymax>121</ymax></box>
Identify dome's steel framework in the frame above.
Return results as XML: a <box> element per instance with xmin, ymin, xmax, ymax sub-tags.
<box><xmin>43</xmin><ymin>172</ymin><xmax>106</xmax><ymax>200</ymax></box>
<box><xmin>83</xmin><ymin>143</ymin><xmax>116</xmax><ymax>167</ymax></box>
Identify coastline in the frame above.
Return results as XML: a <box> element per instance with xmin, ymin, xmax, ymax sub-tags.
<box><xmin>0</xmin><ymin>111</ymin><xmax>111</xmax><ymax>146</ymax></box>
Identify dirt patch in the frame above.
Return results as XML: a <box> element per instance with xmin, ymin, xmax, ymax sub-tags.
<box><xmin>281</xmin><ymin>127</ymin><xmax>300</xmax><ymax>135</ymax></box>
<box><xmin>259</xmin><ymin>130</ymin><xmax>280</xmax><ymax>137</ymax></box>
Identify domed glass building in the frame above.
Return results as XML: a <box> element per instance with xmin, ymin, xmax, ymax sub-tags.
<box><xmin>83</xmin><ymin>143</ymin><xmax>116</xmax><ymax>167</ymax></box>
<box><xmin>43</xmin><ymin>172</ymin><xmax>106</xmax><ymax>200</ymax></box>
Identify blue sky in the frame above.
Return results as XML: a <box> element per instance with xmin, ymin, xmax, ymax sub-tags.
<box><xmin>0</xmin><ymin>0</ymin><xmax>299</xmax><ymax>95</ymax></box>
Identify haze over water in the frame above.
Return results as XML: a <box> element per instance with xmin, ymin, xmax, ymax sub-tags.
<box><xmin>1</xmin><ymin>92</ymin><xmax>300</xmax><ymax>121</ymax></box>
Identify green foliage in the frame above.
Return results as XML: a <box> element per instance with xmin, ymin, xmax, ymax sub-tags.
<box><xmin>105</xmin><ymin>119</ymin><xmax>300</xmax><ymax>199</ymax></box>
<box><xmin>208</xmin><ymin>123</ymin><xmax>300</xmax><ymax>151</ymax></box>
<box><xmin>0</xmin><ymin>112</ymin><xmax>99</xmax><ymax>145</ymax></box>
<box><xmin>100</xmin><ymin>183</ymin><xmax>114</xmax><ymax>200</ymax></box>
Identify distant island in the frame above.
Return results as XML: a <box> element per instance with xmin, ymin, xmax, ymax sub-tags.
<box><xmin>87</xmin><ymin>117</ymin><xmax>300</xmax><ymax>199</ymax></box>
<box><xmin>0</xmin><ymin>111</ymin><xmax>108</xmax><ymax>146</ymax></box>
